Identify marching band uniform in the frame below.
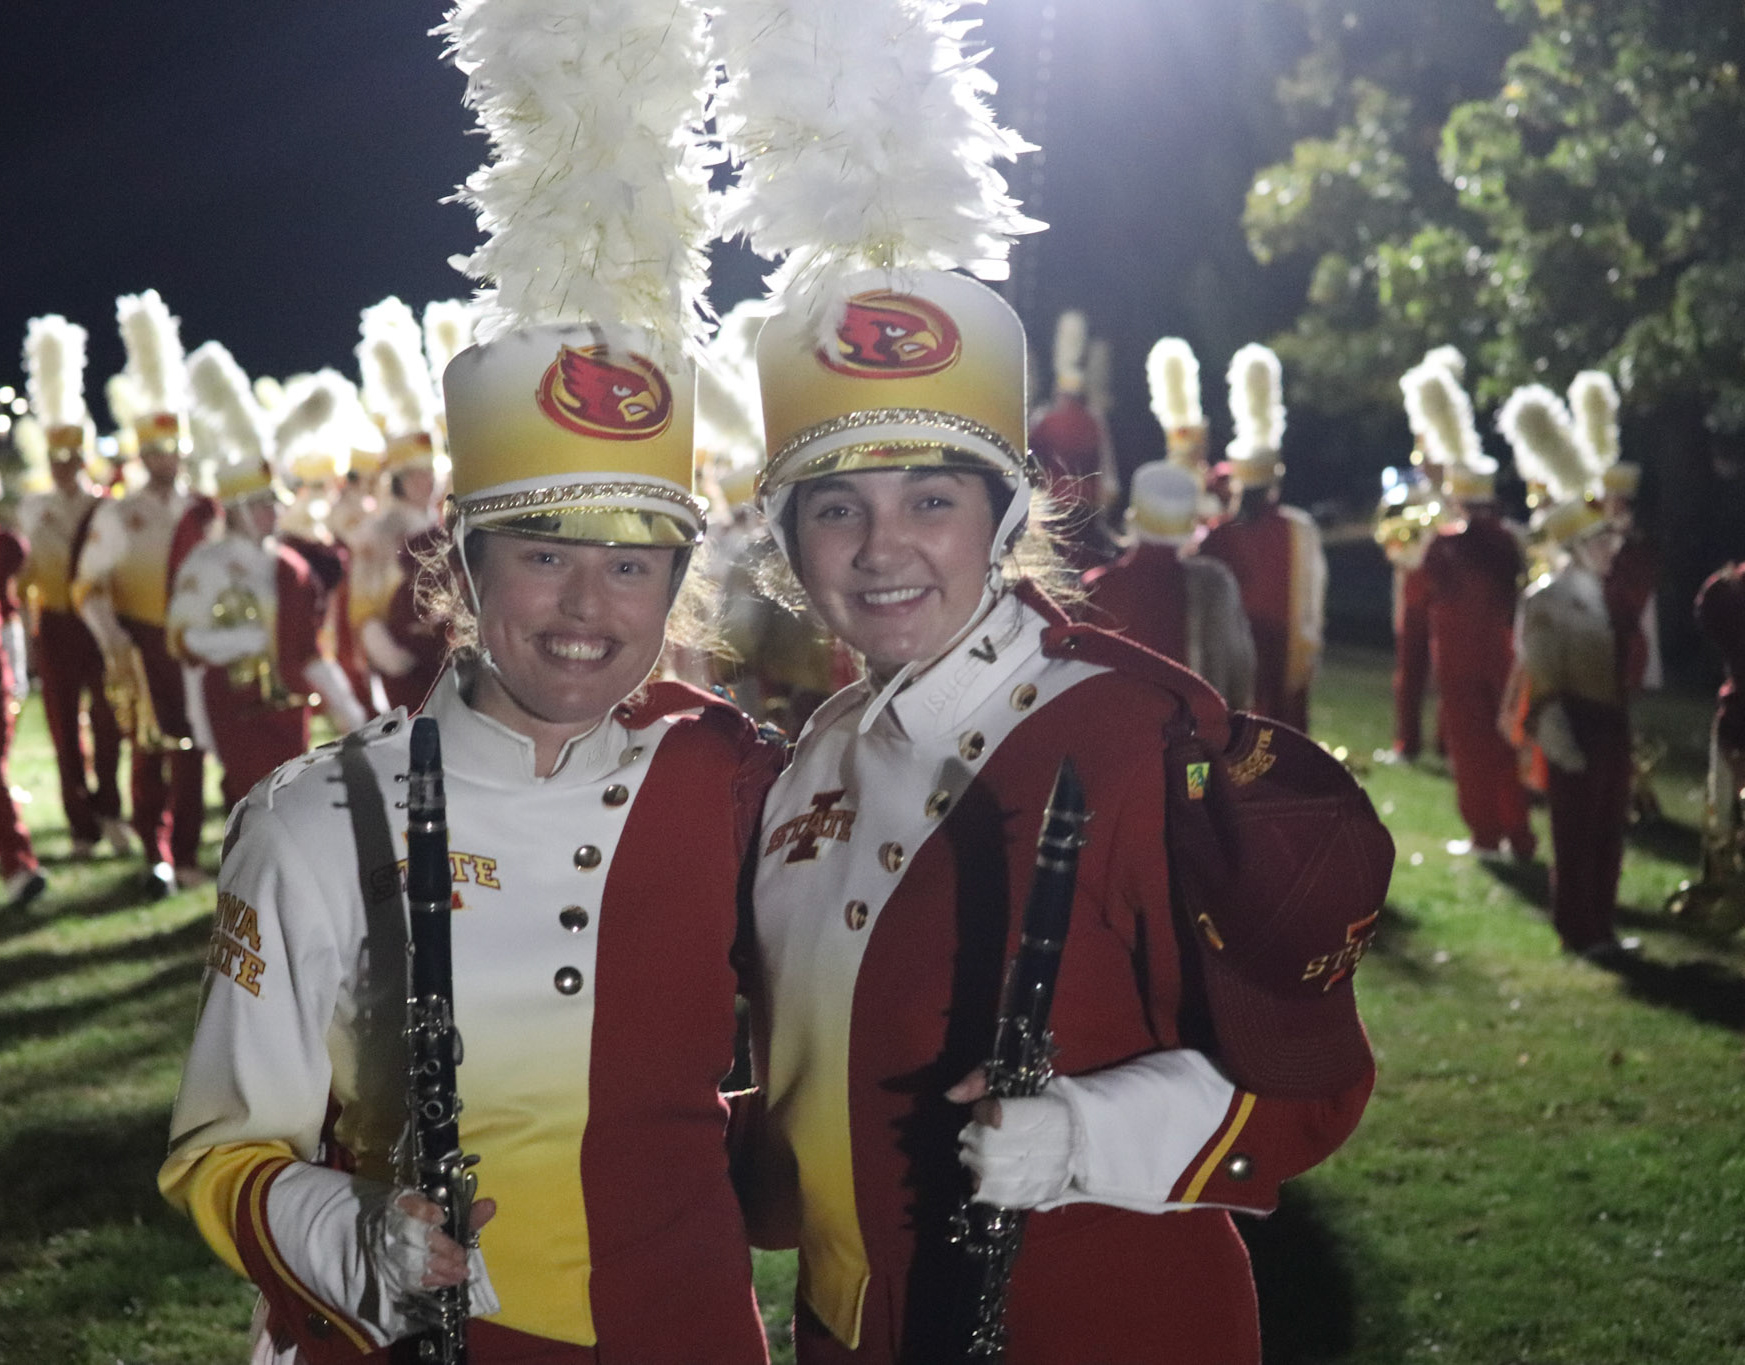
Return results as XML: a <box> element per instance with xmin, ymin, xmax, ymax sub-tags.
<box><xmin>164</xmin><ymin>7</ymin><xmax>774</xmax><ymax>1355</ymax></box>
<box><xmin>19</xmin><ymin>315</ymin><xmax>128</xmax><ymax>858</ymax></box>
<box><xmin>1197</xmin><ymin>345</ymin><xmax>1325</xmax><ymax>733</ymax></box>
<box><xmin>0</xmin><ymin>523</ymin><xmax>45</xmax><ymax>907</ymax></box>
<box><xmin>1027</xmin><ymin>310</ymin><xmax>1118</xmax><ymax>568</ymax></box>
<box><xmin>744</xmin><ymin>270</ymin><xmax>1376</xmax><ymax>1364</ymax></box>
<box><xmin>72</xmin><ymin>291</ymin><xmax>216</xmax><ymax>893</ymax></box>
<box><xmin>1503</xmin><ymin>385</ymin><xmax>1629</xmax><ymax>956</ymax></box>
<box><xmin>1083</xmin><ymin>460</ymin><xmax>1256</xmax><ymax>707</ymax></box>
<box><xmin>1669</xmin><ymin>563</ymin><xmax>1745</xmax><ymax>929</ymax></box>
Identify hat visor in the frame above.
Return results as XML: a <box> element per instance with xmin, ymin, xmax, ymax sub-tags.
<box><xmin>760</xmin><ymin>439</ymin><xmax>1018</xmax><ymax>503</ymax></box>
<box><xmin>1198</xmin><ymin>953</ymin><xmax>1373</xmax><ymax>1100</ymax></box>
<box><xmin>475</xmin><ymin>504</ymin><xmax>698</xmax><ymax>547</ymax></box>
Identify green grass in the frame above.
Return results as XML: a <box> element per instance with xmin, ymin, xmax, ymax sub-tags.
<box><xmin>3</xmin><ymin>649</ymin><xmax>1742</xmax><ymax>1363</ymax></box>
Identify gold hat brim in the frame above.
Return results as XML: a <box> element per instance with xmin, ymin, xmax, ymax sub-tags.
<box><xmin>454</xmin><ymin>479</ymin><xmax>705</xmax><ymax>547</ymax></box>
<box><xmin>759</xmin><ymin>439</ymin><xmax>1022</xmax><ymax>504</ymax></box>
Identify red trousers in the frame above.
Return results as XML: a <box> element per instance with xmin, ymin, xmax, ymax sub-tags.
<box><xmin>35</xmin><ymin>608</ymin><xmax>123</xmax><ymax>844</ymax></box>
<box><xmin>121</xmin><ymin>619</ymin><xmax>206</xmax><ymax>869</ymax></box>
<box><xmin>1439</xmin><ymin>669</ymin><xmax>1533</xmax><ymax>855</ymax></box>
<box><xmin>1546</xmin><ymin>699</ymin><xmax>1632</xmax><ymax>951</ymax></box>
<box><xmin>201</xmin><ymin>669</ymin><xmax>309</xmax><ymax>809</ymax></box>
<box><xmin>1392</xmin><ymin>570</ymin><xmax>1430</xmax><ymax>757</ymax></box>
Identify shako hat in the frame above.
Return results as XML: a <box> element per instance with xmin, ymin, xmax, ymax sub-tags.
<box><xmin>1226</xmin><ymin>342</ymin><xmax>1285</xmax><ymax>489</ymax></box>
<box><xmin>187</xmin><ymin>340</ymin><xmax>280</xmax><ymax>505</ymax></box>
<box><xmin>1569</xmin><ymin>368</ymin><xmax>1638</xmax><ymax>499</ymax></box>
<box><xmin>23</xmin><ymin>314</ymin><xmax>92</xmax><ymax>458</ymax></box>
<box><xmin>436</xmin><ymin>0</ymin><xmax>716</xmax><ymax>548</ymax></box>
<box><xmin>1126</xmin><ymin>460</ymin><xmax>1200</xmax><ymax>544</ymax></box>
<box><xmin>713</xmin><ymin>0</ymin><xmax>1042</xmax><ymax>559</ymax></box>
<box><xmin>116</xmin><ymin>289</ymin><xmax>189</xmax><ymax>455</ymax></box>
<box><xmin>1147</xmin><ymin>336</ymin><xmax>1207</xmax><ymax>470</ymax></box>
<box><xmin>1499</xmin><ymin>384</ymin><xmax>1604</xmax><ymax>545</ymax></box>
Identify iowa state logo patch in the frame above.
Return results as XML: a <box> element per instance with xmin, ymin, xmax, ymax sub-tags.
<box><xmin>537</xmin><ymin>345</ymin><xmax>674</xmax><ymax>440</ymax></box>
<box><xmin>821</xmin><ymin>291</ymin><xmax>962</xmax><ymax>378</ymax></box>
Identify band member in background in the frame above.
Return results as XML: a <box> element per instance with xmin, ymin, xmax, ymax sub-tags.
<box><xmin>19</xmin><ymin>314</ymin><xmax>130</xmax><ymax>860</ymax></box>
<box><xmin>73</xmin><ymin>291</ymin><xmax>216</xmax><ymax>898</ymax></box>
<box><xmin>1504</xmin><ymin>385</ymin><xmax>1635</xmax><ymax>960</ymax></box>
<box><xmin>159</xmin><ymin>6</ymin><xmax>773</xmax><ymax>1359</ymax></box>
<box><xmin>0</xmin><ymin>496</ymin><xmax>45</xmax><ymax>909</ymax></box>
<box><xmin>1409</xmin><ymin>362</ymin><xmax>1533</xmax><ymax>860</ymax></box>
<box><xmin>1027</xmin><ymin>309</ymin><xmax>1118</xmax><ymax>568</ymax></box>
<box><xmin>1083</xmin><ymin>460</ymin><xmax>1255</xmax><ymax>706</ymax></box>
<box><xmin>1198</xmin><ymin>343</ymin><xmax>1326</xmax><ymax>733</ymax></box>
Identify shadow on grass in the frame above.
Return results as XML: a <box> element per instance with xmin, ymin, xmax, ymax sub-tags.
<box><xmin>0</xmin><ymin>913</ymin><xmax>211</xmax><ymax>1000</ymax></box>
<box><xmin>1238</xmin><ymin>1183</ymin><xmax>1403</xmax><ymax>1364</ymax></box>
<box><xmin>1592</xmin><ymin>951</ymin><xmax>1745</xmax><ymax>1032</ymax></box>
<box><xmin>0</xmin><ymin>954</ymin><xmax>205</xmax><ymax>1044</ymax></box>
<box><xmin>0</xmin><ymin>1107</ymin><xmax>184</xmax><ymax>1245</ymax></box>
<box><xmin>1478</xmin><ymin>855</ymin><xmax>1551</xmax><ymax>909</ymax></box>
<box><xmin>1625</xmin><ymin>814</ymin><xmax>1703</xmax><ymax>869</ymax></box>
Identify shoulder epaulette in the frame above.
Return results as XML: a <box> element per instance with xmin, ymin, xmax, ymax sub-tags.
<box><xmin>258</xmin><ymin>709</ymin><xmax>412</xmax><ymax>808</ymax></box>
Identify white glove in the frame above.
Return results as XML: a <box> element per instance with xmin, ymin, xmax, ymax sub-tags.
<box><xmin>360</xmin><ymin>618</ymin><xmax>418</xmax><ymax>677</ymax></box>
<box><xmin>1535</xmin><ymin>701</ymin><xmax>1587</xmax><ymax>774</ymax></box>
<box><xmin>264</xmin><ymin>1165</ymin><xmax>498</xmax><ymax>1345</ymax></box>
<box><xmin>958</xmin><ymin>1088</ymin><xmax>1080</xmax><ymax>1210</ymax></box>
<box><xmin>302</xmin><ymin>656</ymin><xmax>368</xmax><ymax>733</ymax></box>
<box><xmin>180</xmin><ymin>623</ymin><xmax>270</xmax><ymax>667</ymax></box>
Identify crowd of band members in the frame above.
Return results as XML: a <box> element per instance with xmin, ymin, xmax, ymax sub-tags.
<box><xmin>5</xmin><ymin>297</ymin><xmax>1740</xmax><ymax>960</ymax></box>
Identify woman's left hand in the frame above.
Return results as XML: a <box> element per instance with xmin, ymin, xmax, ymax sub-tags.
<box><xmin>947</xmin><ymin>1068</ymin><xmax>1080</xmax><ymax>1209</ymax></box>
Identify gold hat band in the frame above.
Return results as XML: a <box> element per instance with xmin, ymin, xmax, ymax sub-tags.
<box><xmin>760</xmin><ymin>407</ymin><xmax>1035</xmax><ymax>503</ymax></box>
<box><xmin>454</xmin><ymin>478</ymin><xmax>705</xmax><ymax>547</ymax></box>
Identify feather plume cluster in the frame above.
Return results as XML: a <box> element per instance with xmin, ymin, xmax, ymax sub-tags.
<box><xmin>357</xmin><ymin>298</ymin><xmax>438</xmax><ymax>438</ymax></box>
<box><xmin>1146</xmin><ymin>337</ymin><xmax>1202</xmax><ymax>431</ymax></box>
<box><xmin>712</xmin><ymin>0</ymin><xmax>1042</xmax><ymax>331</ymax></box>
<box><xmin>1568</xmin><ymin>369</ymin><xmax>1620</xmax><ymax>469</ymax></box>
<box><xmin>116</xmin><ymin>290</ymin><xmax>188</xmax><ymax>418</ymax></box>
<box><xmin>24</xmin><ymin>315</ymin><xmax>89</xmax><ymax>430</ymax></box>
<box><xmin>1400</xmin><ymin>360</ymin><xmax>1481</xmax><ymax>468</ymax></box>
<box><xmin>1227</xmin><ymin>343</ymin><xmax>1285</xmax><ymax>456</ymax></box>
<box><xmin>105</xmin><ymin>373</ymin><xmax>144</xmax><ymax>434</ymax></box>
<box><xmin>12</xmin><ymin>418</ymin><xmax>48</xmax><ymax>473</ymax></box>
<box><xmin>1422</xmin><ymin>344</ymin><xmax>1466</xmax><ymax>382</ymax></box>
<box><xmin>188</xmin><ymin>342</ymin><xmax>268</xmax><ymax>464</ymax></box>
<box><xmin>438</xmin><ymin>0</ymin><xmax>717</xmax><ymax>360</ymax></box>
<box><xmin>274</xmin><ymin>370</ymin><xmax>372</xmax><ymax>475</ymax></box>
<box><xmin>1498</xmin><ymin>385</ymin><xmax>1590</xmax><ymax>499</ymax></box>
<box><xmin>1051</xmin><ymin>311</ymin><xmax>1087</xmax><ymax>393</ymax></box>
<box><xmin>423</xmin><ymin>299</ymin><xmax>477</xmax><ymax>389</ymax></box>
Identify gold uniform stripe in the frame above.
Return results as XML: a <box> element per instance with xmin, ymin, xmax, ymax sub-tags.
<box><xmin>1181</xmin><ymin>1091</ymin><xmax>1257</xmax><ymax>1204</ymax></box>
<box><xmin>243</xmin><ymin>1155</ymin><xmax>376</xmax><ymax>1353</ymax></box>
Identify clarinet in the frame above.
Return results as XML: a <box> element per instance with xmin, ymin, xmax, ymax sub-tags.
<box><xmin>950</xmin><ymin>756</ymin><xmax>1091</xmax><ymax>1360</ymax></box>
<box><xmin>401</xmin><ymin>716</ymin><xmax>479</xmax><ymax>1364</ymax></box>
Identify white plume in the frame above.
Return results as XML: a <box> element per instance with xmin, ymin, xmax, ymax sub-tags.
<box><xmin>422</xmin><ymin>299</ymin><xmax>477</xmax><ymax>388</ymax></box>
<box><xmin>356</xmin><ymin>298</ymin><xmax>438</xmax><ymax>438</ymax></box>
<box><xmin>188</xmin><ymin>341</ymin><xmax>268</xmax><ymax>463</ymax></box>
<box><xmin>712</xmin><ymin>0</ymin><xmax>1043</xmax><ymax>331</ymax></box>
<box><xmin>1422</xmin><ymin>344</ymin><xmax>1466</xmax><ymax>382</ymax></box>
<box><xmin>1146</xmin><ymin>337</ymin><xmax>1202</xmax><ymax>430</ymax></box>
<box><xmin>273</xmin><ymin>370</ymin><xmax>352</xmax><ymax>458</ymax></box>
<box><xmin>438</xmin><ymin>0</ymin><xmax>717</xmax><ymax>360</ymax></box>
<box><xmin>13</xmin><ymin>417</ymin><xmax>48</xmax><ymax>471</ymax></box>
<box><xmin>24</xmin><ymin>315</ymin><xmax>89</xmax><ymax>430</ymax></box>
<box><xmin>695</xmin><ymin>300</ymin><xmax>768</xmax><ymax>465</ymax></box>
<box><xmin>1568</xmin><ymin>369</ymin><xmax>1621</xmax><ymax>469</ymax></box>
<box><xmin>1052</xmin><ymin>310</ymin><xmax>1087</xmax><ymax>393</ymax></box>
<box><xmin>116</xmin><ymin>289</ymin><xmax>188</xmax><ymax>417</ymax></box>
<box><xmin>1227</xmin><ymin>343</ymin><xmax>1285</xmax><ymax>455</ymax></box>
<box><xmin>105</xmin><ymin>372</ymin><xmax>144</xmax><ymax>433</ymax></box>
<box><xmin>1085</xmin><ymin>338</ymin><xmax>1113</xmax><ymax>418</ymax></box>
<box><xmin>1400</xmin><ymin>360</ymin><xmax>1481</xmax><ymax>467</ymax></box>
<box><xmin>1497</xmin><ymin>384</ymin><xmax>1590</xmax><ymax>499</ymax></box>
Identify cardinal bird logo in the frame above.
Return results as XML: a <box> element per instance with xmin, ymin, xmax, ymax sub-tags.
<box><xmin>821</xmin><ymin>291</ymin><xmax>962</xmax><ymax>378</ymax></box>
<box><xmin>537</xmin><ymin>345</ymin><xmax>674</xmax><ymax>440</ymax></box>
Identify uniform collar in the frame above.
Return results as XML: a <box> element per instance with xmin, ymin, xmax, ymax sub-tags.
<box><xmin>420</xmin><ymin>666</ymin><xmax>630</xmax><ymax>787</ymax></box>
<box><xmin>875</xmin><ymin>591</ymin><xmax>1040</xmax><ymax>741</ymax></box>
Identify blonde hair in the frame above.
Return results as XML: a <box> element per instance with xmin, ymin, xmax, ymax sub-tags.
<box><xmin>413</xmin><ymin>513</ymin><xmax>724</xmax><ymax>670</ymax></box>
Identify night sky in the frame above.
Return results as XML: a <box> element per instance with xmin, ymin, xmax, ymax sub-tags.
<box><xmin>5</xmin><ymin>1</ymin><xmax>1312</xmax><ymax>482</ymax></box>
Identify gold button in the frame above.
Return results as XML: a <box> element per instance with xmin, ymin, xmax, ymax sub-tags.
<box><xmin>574</xmin><ymin>845</ymin><xmax>602</xmax><ymax>870</ymax></box>
<box><xmin>925</xmin><ymin>789</ymin><xmax>952</xmax><ymax>819</ymax></box>
<box><xmin>554</xmin><ymin>967</ymin><xmax>584</xmax><ymax>995</ymax></box>
<box><xmin>559</xmin><ymin>906</ymin><xmax>590</xmax><ymax>932</ymax></box>
<box><xmin>1224</xmin><ymin>1153</ymin><xmax>1254</xmax><ymax>1181</ymax></box>
<box><xmin>844</xmin><ymin>900</ymin><xmax>869</xmax><ymax>931</ymax></box>
<box><xmin>620</xmin><ymin>745</ymin><xmax>645</xmax><ymax>765</ymax></box>
<box><xmin>880</xmin><ymin>841</ymin><xmax>905</xmax><ymax>873</ymax></box>
<box><xmin>958</xmin><ymin>731</ymin><xmax>985</xmax><ymax>760</ymax></box>
<box><xmin>602</xmin><ymin>784</ymin><xmax>629</xmax><ymax>807</ymax></box>
<box><xmin>1010</xmin><ymin>683</ymin><xmax>1038</xmax><ymax>711</ymax></box>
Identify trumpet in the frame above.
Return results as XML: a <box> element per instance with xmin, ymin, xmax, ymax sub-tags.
<box><xmin>105</xmin><ymin>644</ymin><xmax>193</xmax><ymax>755</ymax></box>
<box><xmin>1373</xmin><ymin>499</ymin><xmax>1443</xmax><ymax>555</ymax></box>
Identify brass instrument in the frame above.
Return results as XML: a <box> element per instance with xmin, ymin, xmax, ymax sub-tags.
<box><xmin>1627</xmin><ymin>736</ymin><xmax>1665</xmax><ymax>826</ymax></box>
<box><xmin>1372</xmin><ymin>498</ymin><xmax>1443</xmax><ymax>557</ymax></box>
<box><xmin>211</xmin><ymin>583</ymin><xmax>307</xmax><ymax>709</ymax></box>
<box><xmin>1667</xmin><ymin>773</ymin><xmax>1745</xmax><ymax>935</ymax></box>
<box><xmin>105</xmin><ymin>643</ymin><xmax>193</xmax><ymax>754</ymax></box>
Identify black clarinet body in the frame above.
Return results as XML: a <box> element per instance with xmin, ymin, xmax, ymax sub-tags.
<box><xmin>403</xmin><ymin>716</ymin><xmax>478</xmax><ymax>1365</ymax></box>
<box><xmin>951</xmin><ymin>756</ymin><xmax>1091</xmax><ymax>1360</ymax></box>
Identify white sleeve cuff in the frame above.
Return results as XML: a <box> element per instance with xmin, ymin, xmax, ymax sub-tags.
<box><xmin>1035</xmin><ymin>1049</ymin><xmax>1241</xmax><ymax>1215</ymax></box>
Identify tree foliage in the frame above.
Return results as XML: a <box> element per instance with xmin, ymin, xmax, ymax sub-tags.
<box><xmin>1247</xmin><ymin>0</ymin><xmax>1745</xmax><ymax>433</ymax></box>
